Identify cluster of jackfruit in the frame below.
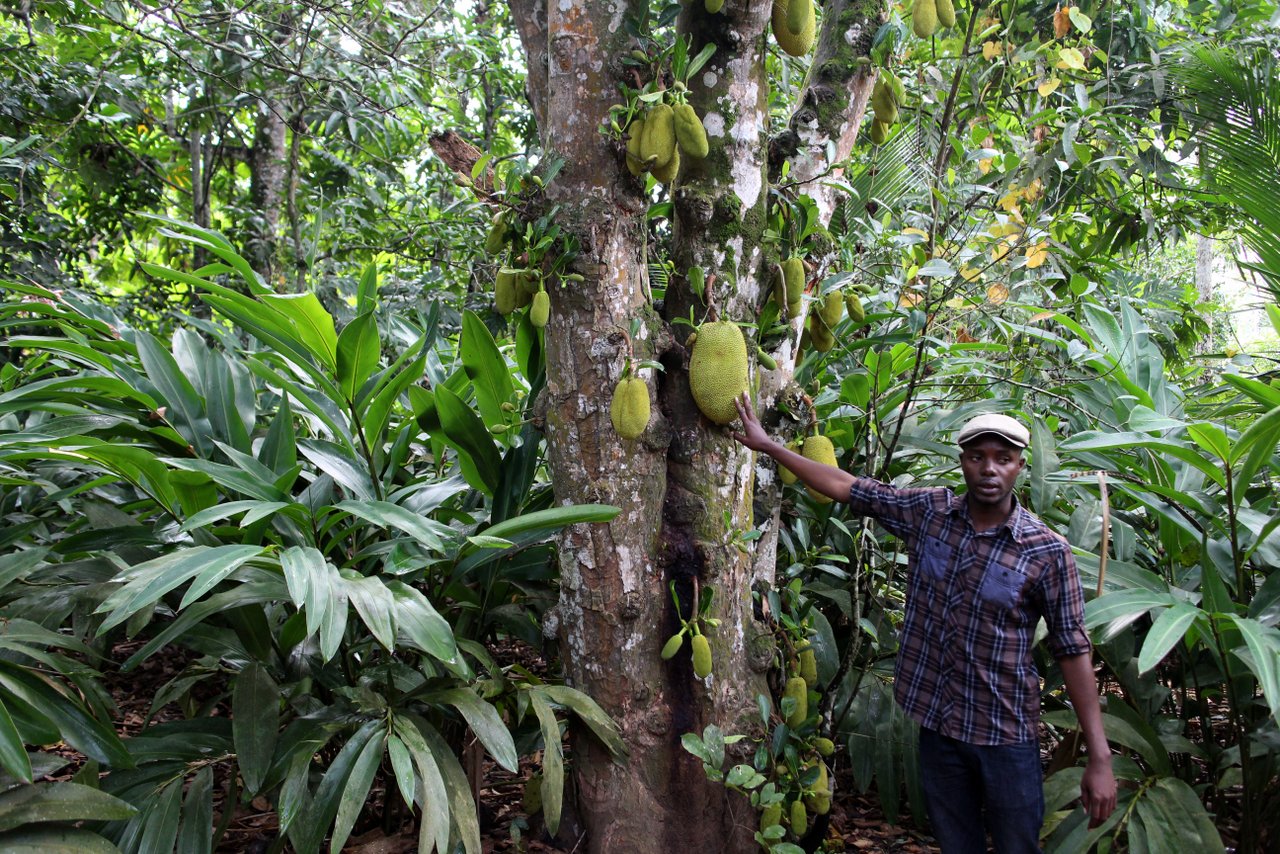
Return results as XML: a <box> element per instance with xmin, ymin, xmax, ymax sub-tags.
<box><xmin>912</xmin><ymin>0</ymin><xmax>956</xmax><ymax>38</ymax></box>
<box><xmin>625</xmin><ymin>96</ymin><xmax>709</xmax><ymax>185</ymax></box>
<box><xmin>662</xmin><ymin>629</ymin><xmax>714</xmax><ymax>677</ymax></box>
<box><xmin>806</xmin><ymin>290</ymin><xmax>844</xmax><ymax>353</ymax></box>
<box><xmin>868</xmin><ymin>71</ymin><xmax>905</xmax><ymax>146</ymax></box>
<box><xmin>771</xmin><ymin>0</ymin><xmax>816</xmax><ymax>57</ymax></box>
<box><xmin>484</xmin><ymin>208</ymin><xmax>559</xmax><ymax>328</ymax></box>
<box><xmin>772</xmin><ymin>256</ymin><xmax>806</xmax><ymax>319</ymax></box>
<box><xmin>688</xmin><ymin>319</ymin><xmax>750</xmax><ymax>425</ymax></box>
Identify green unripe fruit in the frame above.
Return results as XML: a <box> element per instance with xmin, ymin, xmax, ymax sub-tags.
<box><xmin>786</xmin><ymin>0</ymin><xmax>812</xmax><ymax>36</ymax></box>
<box><xmin>818</xmin><ymin>291</ymin><xmax>844</xmax><ymax>330</ymax></box>
<box><xmin>760</xmin><ymin>803</ymin><xmax>783</xmax><ymax>833</ymax></box>
<box><xmin>689</xmin><ymin>320</ymin><xmax>749</xmax><ymax>425</ymax></box>
<box><xmin>772</xmin><ymin>0</ymin><xmax>815</xmax><ymax>56</ymax></box>
<box><xmin>691</xmin><ymin>633</ymin><xmax>713</xmax><ymax>678</ymax></box>
<box><xmin>912</xmin><ymin>0</ymin><xmax>938</xmax><ymax>38</ymax></box>
<box><xmin>626</xmin><ymin>117</ymin><xmax>648</xmax><ymax>176</ymax></box>
<box><xmin>814</xmin><ymin>737</ymin><xmax>835</xmax><ymax>757</ymax></box>
<box><xmin>706</xmin><ymin>0</ymin><xmax>725</xmax><ymax>11</ymax></box>
<box><xmin>870</xmin><ymin>119</ymin><xmax>890</xmax><ymax>146</ymax></box>
<box><xmin>888</xmin><ymin>72</ymin><xmax>906</xmax><ymax>106</ymax></box>
<box><xmin>673</xmin><ymin>103</ymin><xmax>709</xmax><ymax>159</ymax></box>
<box><xmin>808</xmin><ymin>318</ymin><xmax>834</xmax><ymax>353</ymax></box>
<box><xmin>651</xmin><ymin>143</ymin><xmax>681</xmax><ymax>185</ymax></box>
<box><xmin>784</xmin><ymin>676</ymin><xmax>808</xmax><ymax>728</ymax></box>
<box><xmin>799</xmin><ymin>647</ymin><xmax>818</xmax><ymax>687</ymax></box>
<box><xmin>485</xmin><ymin>212</ymin><xmax>508</xmax><ymax>254</ymax></box>
<box><xmin>660</xmin><ymin>632</ymin><xmax>684</xmax><ymax>660</ymax></box>
<box><xmin>802</xmin><ymin>435</ymin><xmax>837</xmax><ymax>503</ymax></box>
<box><xmin>782</xmin><ymin>256</ymin><xmax>805</xmax><ymax>315</ymax></box>
<box><xmin>517</xmin><ymin>271</ymin><xmax>540</xmax><ymax>296</ymax></box>
<box><xmin>641</xmin><ymin>104</ymin><xmax>676</xmax><ymax>169</ymax></box>
<box><xmin>530</xmin><ymin>290</ymin><xmax>550</xmax><ymax>328</ymax></box>
<box><xmin>790</xmin><ymin>799</ymin><xmax>808</xmax><ymax>836</ymax></box>
<box><xmin>845</xmin><ymin>291</ymin><xmax>866</xmax><ymax>323</ymax></box>
<box><xmin>610</xmin><ymin>376</ymin><xmax>650</xmax><ymax>440</ymax></box>
<box><xmin>872</xmin><ymin>80</ymin><xmax>899</xmax><ymax>125</ymax></box>
<box><xmin>804</xmin><ymin>762</ymin><xmax>831</xmax><ymax>815</ymax></box>
<box><xmin>778</xmin><ymin>439</ymin><xmax>800</xmax><ymax>485</ymax></box>
<box><xmin>514</xmin><ymin>280</ymin><xmax>532</xmax><ymax>309</ymax></box>
<box><xmin>757</xmin><ymin>347</ymin><xmax>777</xmax><ymax>371</ymax></box>
<box><xmin>495</xmin><ymin>270</ymin><xmax>518</xmax><ymax>315</ymax></box>
<box><xmin>936</xmin><ymin>0</ymin><xmax>956</xmax><ymax>27</ymax></box>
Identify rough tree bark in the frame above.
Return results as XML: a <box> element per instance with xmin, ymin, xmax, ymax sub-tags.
<box><xmin>504</xmin><ymin>1</ymin><xmax>881</xmax><ymax>850</ymax></box>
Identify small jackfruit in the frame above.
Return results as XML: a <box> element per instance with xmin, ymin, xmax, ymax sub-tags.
<box><xmin>689</xmin><ymin>320</ymin><xmax>749</xmax><ymax>424</ymax></box>
<box><xmin>784</xmin><ymin>675</ymin><xmax>808</xmax><ymax>728</ymax></box>
<box><xmin>912</xmin><ymin>0</ymin><xmax>938</xmax><ymax>38</ymax></box>
<box><xmin>610</xmin><ymin>376</ymin><xmax>650</xmax><ymax>440</ymax></box>
<box><xmin>691</xmin><ymin>633</ymin><xmax>713</xmax><ymax>678</ymax></box>
<box><xmin>660</xmin><ymin>632</ymin><xmax>684</xmax><ymax>660</ymax></box>
<box><xmin>804</xmin><ymin>762</ymin><xmax>831</xmax><ymax>815</ymax></box>
<box><xmin>782</xmin><ymin>256</ymin><xmax>805</xmax><ymax>315</ymax></box>
<box><xmin>530</xmin><ymin>290</ymin><xmax>549</xmax><ymax>328</ymax></box>
<box><xmin>641</xmin><ymin>104</ymin><xmax>676</xmax><ymax>169</ymax></box>
<box><xmin>705</xmin><ymin>0</ymin><xmax>725</xmax><ymax>11</ymax></box>
<box><xmin>871</xmin><ymin>79</ymin><xmax>899</xmax><ymax>125</ymax></box>
<box><xmin>846</xmin><ymin>291</ymin><xmax>866</xmax><ymax>323</ymax></box>
<box><xmin>817</xmin><ymin>291</ymin><xmax>844</xmax><ymax>330</ymax></box>
<box><xmin>870</xmin><ymin>119</ymin><xmax>890</xmax><ymax>146</ymax></box>
<box><xmin>936</xmin><ymin>0</ymin><xmax>956</xmax><ymax>28</ymax></box>
<box><xmin>626</xmin><ymin>117</ymin><xmax>648</xmax><ymax>176</ymax></box>
<box><xmin>802</xmin><ymin>435</ymin><xmax>837</xmax><ymax>503</ymax></box>
<box><xmin>799</xmin><ymin>646</ymin><xmax>818</xmax><ymax>686</ymax></box>
<box><xmin>772</xmin><ymin>0</ymin><xmax>815</xmax><ymax>57</ymax></box>
<box><xmin>808</xmin><ymin>318</ymin><xmax>834</xmax><ymax>353</ymax></box>
<box><xmin>760</xmin><ymin>803</ymin><xmax>783</xmax><ymax>834</ymax></box>
<box><xmin>651</xmin><ymin>143</ymin><xmax>681</xmax><ymax>185</ymax></box>
<box><xmin>790</xmin><ymin>799</ymin><xmax>808</xmax><ymax>836</ymax></box>
<box><xmin>484</xmin><ymin>212</ymin><xmax>508</xmax><ymax>254</ymax></box>
<box><xmin>495</xmin><ymin>270</ymin><xmax>518</xmax><ymax>315</ymax></box>
<box><xmin>814</xmin><ymin>737</ymin><xmax>835</xmax><ymax>757</ymax></box>
<box><xmin>756</xmin><ymin>347</ymin><xmax>777</xmax><ymax>371</ymax></box>
<box><xmin>673</xmin><ymin>103</ymin><xmax>709</xmax><ymax>159</ymax></box>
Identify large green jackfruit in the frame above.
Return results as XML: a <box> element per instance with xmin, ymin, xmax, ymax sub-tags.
<box><xmin>802</xmin><ymin>435</ymin><xmax>836</xmax><ymax>503</ymax></box>
<box><xmin>786</xmin><ymin>0</ymin><xmax>812</xmax><ymax>35</ymax></box>
<box><xmin>817</xmin><ymin>291</ymin><xmax>844</xmax><ymax>330</ymax></box>
<box><xmin>651</xmin><ymin>143</ymin><xmax>680</xmax><ymax>185</ymax></box>
<box><xmin>912</xmin><ymin>0</ymin><xmax>938</xmax><ymax>38</ymax></box>
<box><xmin>808</xmin><ymin>317</ymin><xmax>834</xmax><ymax>353</ymax></box>
<box><xmin>626</xmin><ymin>116</ymin><xmax>648</xmax><ymax>176</ymax></box>
<box><xmin>798</xmin><ymin>644</ymin><xmax>818</xmax><ymax>686</ymax></box>
<box><xmin>846</xmin><ymin>291</ymin><xmax>866</xmax><ymax>323</ymax></box>
<box><xmin>772</xmin><ymin>0</ymin><xmax>815</xmax><ymax>57</ymax></box>
<box><xmin>641</xmin><ymin>104</ymin><xmax>676</xmax><ymax>169</ymax></box>
<box><xmin>870</xmin><ymin>119</ymin><xmax>891</xmax><ymax>146</ymax></box>
<box><xmin>784</xmin><ymin>675</ymin><xmax>808</xmax><ymax>728</ymax></box>
<box><xmin>689</xmin><ymin>320</ymin><xmax>749</xmax><ymax>424</ymax></box>
<box><xmin>610</xmin><ymin>376</ymin><xmax>650</xmax><ymax>439</ymax></box>
<box><xmin>673</xmin><ymin>103</ymin><xmax>709</xmax><ymax>159</ymax></box>
<box><xmin>872</xmin><ymin>79</ymin><xmax>899</xmax><ymax>125</ymax></box>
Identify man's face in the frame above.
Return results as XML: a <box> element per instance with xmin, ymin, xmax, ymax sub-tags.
<box><xmin>959</xmin><ymin>435</ymin><xmax>1026</xmax><ymax>508</ymax></box>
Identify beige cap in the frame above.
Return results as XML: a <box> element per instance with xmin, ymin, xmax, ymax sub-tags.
<box><xmin>956</xmin><ymin>413</ymin><xmax>1030</xmax><ymax>448</ymax></box>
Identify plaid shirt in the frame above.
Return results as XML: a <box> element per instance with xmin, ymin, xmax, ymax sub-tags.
<box><xmin>847</xmin><ymin>477</ymin><xmax>1091</xmax><ymax>745</ymax></box>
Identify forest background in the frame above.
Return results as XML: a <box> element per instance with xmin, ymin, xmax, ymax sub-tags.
<box><xmin>3</xmin><ymin>0</ymin><xmax>1280</xmax><ymax>853</ymax></box>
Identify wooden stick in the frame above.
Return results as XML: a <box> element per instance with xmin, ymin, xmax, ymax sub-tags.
<box><xmin>1096</xmin><ymin>470</ymin><xmax>1110</xmax><ymax>597</ymax></box>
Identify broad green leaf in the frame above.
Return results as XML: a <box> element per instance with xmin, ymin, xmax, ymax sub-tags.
<box><xmin>290</xmin><ymin>720</ymin><xmax>381</xmax><ymax>854</ymax></box>
<box><xmin>434</xmin><ymin>385</ymin><xmax>500</xmax><ymax>495</ymax></box>
<box><xmin>335</xmin><ymin>499</ymin><xmax>453</xmax><ymax>552</ymax></box>
<box><xmin>475</xmin><ymin>504</ymin><xmax>620</xmax><ymax>543</ymax></box>
<box><xmin>0</xmin><ymin>826</ymin><xmax>123</xmax><ymax>852</ymax></box>
<box><xmin>0</xmin><ymin>662</ymin><xmax>131</xmax><ymax>768</ymax></box>
<box><xmin>356</xmin><ymin>264</ymin><xmax>378</xmax><ymax>315</ymax></box>
<box><xmin>176</xmin><ymin>766</ymin><xmax>213</xmax><ymax>854</ymax></box>
<box><xmin>328</xmin><ymin>729</ymin><xmax>384</xmax><ymax>854</ymax></box>
<box><xmin>1186</xmin><ymin>422</ymin><xmax>1230</xmax><ymax>463</ymax></box>
<box><xmin>435</xmin><ymin>688</ymin><xmax>518</xmax><ymax>773</ymax></box>
<box><xmin>412</xmin><ymin>716</ymin><xmax>481</xmax><ymax>854</ymax></box>
<box><xmin>180</xmin><ymin>500</ymin><xmax>290</xmax><ymax>533</ymax></box>
<box><xmin>260</xmin><ymin>292</ymin><xmax>339</xmax><ymax>370</ymax></box>
<box><xmin>136</xmin><ymin>331</ymin><xmax>210</xmax><ymax>457</ymax></box>
<box><xmin>1137</xmin><ymin>602</ymin><xmax>1200</xmax><ymax>674</ymax></box>
<box><xmin>526</xmin><ymin>688</ymin><xmax>564</xmax><ymax>835</ymax></box>
<box><xmin>336</xmin><ymin>312</ymin><xmax>380</xmax><ymax>403</ymax></box>
<box><xmin>1149</xmin><ymin>777</ymin><xmax>1226</xmax><ymax>852</ymax></box>
<box><xmin>298</xmin><ymin>440</ymin><xmax>375</xmax><ymax>501</ymax></box>
<box><xmin>386</xmin><ymin>580</ymin><xmax>462</xmax><ymax>667</ymax></box>
<box><xmin>134</xmin><ymin>778</ymin><xmax>183</xmax><ymax>854</ymax></box>
<box><xmin>386</xmin><ymin>734</ymin><xmax>416</xmax><ymax>809</ymax></box>
<box><xmin>460</xmin><ymin>310</ymin><xmax>515</xmax><ymax>429</ymax></box>
<box><xmin>1225</xmin><ymin>615</ymin><xmax>1280</xmax><ymax>725</ymax></box>
<box><xmin>1083</xmin><ymin>589</ymin><xmax>1176</xmax><ymax>634</ymax></box>
<box><xmin>232</xmin><ymin>663</ymin><xmax>278</xmax><ymax>795</ymax></box>
<box><xmin>362</xmin><ymin>353</ymin><xmax>426</xmax><ymax>450</ymax></box>
<box><xmin>95</xmin><ymin>545</ymin><xmax>264</xmax><ymax>633</ymax></box>
<box><xmin>340</xmin><ymin>570</ymin><xmax>396</xmax><ymax>650</ymax></box>
<box><xmin>393</xmin><ymin>718</ymin><xmax>449</xmax><ymax>854</ymax></box>
<box><xmin>538</xmin><ymin>685</ymin><xmax>626</xmax><ymax>758</ymax></box>
<box><xmin>1232</xmin><ymin>403</ymin><xmax>1280</xmax><ymax>495</ymax></box>
<box><xmin>0</xmin><ymin>700</ymin><xmax>31</xmax><ymax>783</ymax></box>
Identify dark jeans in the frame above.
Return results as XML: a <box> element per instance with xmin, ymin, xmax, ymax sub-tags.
<box><xmin>918</xmin><ymin>726</ymin><xmax>1045</xmax><ymax>854</ymax></box>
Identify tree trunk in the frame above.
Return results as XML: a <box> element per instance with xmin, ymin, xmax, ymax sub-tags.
<box><xmin>249</xmin><ymin>96</ymin><xmax>288</xmax><ymax>282</ymax></box>
<box><xmin>507</xmin><ymin>2</ymin><xmax>881</xmax><ymax>850</ymax></box>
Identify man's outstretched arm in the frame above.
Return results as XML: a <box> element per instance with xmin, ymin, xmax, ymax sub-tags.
<box><xmin>1059</xmin><ymin>652</ymin><xmax>1117</xmax><ymax>828</ymax></box>
<box><xmin>732</xmin><ymin>393</ymin><xmax>855</xmax><ymax>502</ymax></box>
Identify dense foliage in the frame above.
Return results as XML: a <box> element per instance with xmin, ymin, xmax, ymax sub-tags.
<box><xmin>2</xmin><ymin>0</ymin><xmax>1280</xmax><ymax>852</ymax></box>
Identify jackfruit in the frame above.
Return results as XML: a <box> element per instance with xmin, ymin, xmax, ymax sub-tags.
<box><xmin>846</xmin><ymin>291</ymin><xmax>866</xmax><ymax>323</ymax></box>
<box><xmin>691</xmin><ymin>633</ymin><xmax>713</xmax><ymax>678</ymax></box>
<box><xmin>784</xmin><ymin>675</ymin><xmax>808</xmax><ymax>728</ymax></box>
<box><xmin>772</xmin><ymin>0</ymin><xmax>815</xmax><ymax>57</ymax></box>
<box><xmin>778</xmin><ymin>439</ymin><xmax>800</xmax><ymax>484</ymax></box>
<box><xmin>790</xmin><ymin>799</ymin><xmax>808</xmax><ymax>836</ymax></box>
<box><xmin>651</xmin><ymin>143</ymin><xmax>681</xmax><ymax>185</ymax></box>
<box><xmin>530</xmin><ymin>290</ymin><xmax>549</xmax><ymax>328</ymax></box>
<box><xmin>786</xmin><ymin>0</ymin><xmax>812</xmax><ymax>36</ymax></box>
<box><xmin>870</xmin><ymin>118</ymin><xmax>890</xmax><ymax>146</ymax></box>
<box><xmin>936</xmin><ymin>0</ymin><xmax>956</xmax><ymax>27</ymax></box>
<box><xmin>673</xmin><ymin>103</ymin><xmax>709</xmax><ymax>159</ymax></box>
<box><xmin>760</xmin><ymin>803</ymin><xmax>783</xmax><ymax>834</ymax></box>
<box><xmin>495</xmin><ymin>270</ymin><xmax>517</xmax><ymax>315</ymax></box>
<box><xmin>817</xmin><ymin>291</ymin><xmax>844</xmax><ymax>330</ymax></box>
<box><xmin>804</xmin><ymin>762</ymin><xmax>831</xmax><ymax>815</ymax></box>
<box><xmin>517</xmin><ymin>271</ymin><xmax>539</xmax><ymax>296</ymax></box>
<box><xmin>912</xmin><ymin>0</ymin><xmax>938</xmax><ymax>38</ymax></box>
<box><xmin>689</xmin><ymin>320</ymin><xmax>749</xmax><ymax>425</ymax></box>
<box><xmin>808</xmin><ymin>317</ymin><xmax>834</xmax><ymax>353</ymax></box>
<box><xmin>485</xmin><ymin>212</ymin><xmax>508</xmax><ymax>254</ymax></box>
<box><xmin>610</xmin><ymin>376</ymin><xmax>650</xmax><ymax>439</ymax></box>
<box><xmin>641</xmin><ymin>104</ymin><xmax>676</xmax><ymax>169</ymax></box>
<box><xmin>757</xmin><ymin>347</ymin><xmax>777</xmax><ymax>371</ymax></box>
<box><xmin>782</xmin><ymin>256</ymin><xmax>805</xmax><ymax>316</ymax></box>
<box><xmin>626</xmin><ymin>117</ymin><xmax>648</xmax><ymax>176</ymax></box>
<box><xmin>660</xmin><ymin>632</ymin><xmax>684</xmax><ymax>660</ymax></box>
<box><xmin>872</xmin><ymin>79</ymin><xmax>898</xmax><ymax>125</ymax></box>
<box><xmin>802</xmin><ymin>435</ymin><xmax>836</xmax><ymax>503</ymax></box>
<box><xmin>705</xmin><ymin>0</ymin><xmax>724</xmax><ymax>11</ymax></box>
<box><xmin>799</xmin><ymin>645</ymin><xmax>818</xmax><ymax>686</ymax></box>
<box><xmin>814</xmin><ymin>737</ymin><xmax>835</xmax><ymax>757</ymax></box>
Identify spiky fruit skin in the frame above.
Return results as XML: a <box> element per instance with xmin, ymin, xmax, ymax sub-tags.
<box><xmin>530</xmin><ymin>291</ymin><xmax>549</xmax><ymax>328</ymax></box>
<box><xmin>808</xmin><ymin>317</ymin><xmax>834</xmax><ymax>352</ymax></box>
<box><xmin>802</xmin><ymin>435</ymin><xmax>837</xmax><ymax>503</ymax></box>
<box><xmin>912</xmin><ymin>0</ymin><xmax>938</xmax><ymax>38</ymax></box>
<box><xmin>673</xmin><ymin>103</ymin><xmax>709</xmax><ymax>159</ymax></box>
<box><xmin>782</xmin><ymin>256</ymin><xmax>805</xmax><ymax>315</ymax></box>
<box><xmin>870</xmin><ymin>119</ymin><xmax>890</xmax><ymax>146</ymax></box>
<box><xmin>818</xmin><ymin>291</ymin><xmax>844</xmax><ymax>329</ymax></box>
<box><xmin>651</xmin><ymin>143</ymin><xmax>680</xmax><ymax>185</ymax></box>
<box><xmin>691</xmin><ymin>633</ymin><xmax>713</xmax><ymax>678</ymax></box>
<box><xmin>799</xmin><ymin>646</ymin><xmax>818</xmax><ymax>686</ymax></box>
<box><xmin>936</xmin><ymin>0</ymin><xmax>956</xmax><ymax>27</ymax></box>
<box><xmin>784</xmin><ymin>676</ymin><xmax>809</xmax><ymax>728</ymax></box>
<box><xmin>626</xmin><ymin>117</ymin><xmax>647</xmax><ymax>176</ymax></box>
<box><xmin>804</xmin><ymin>762</ymin><xmax>832</xmax><ymax>815</ymax></box>
<box><xmin>772</xmin><ymin>0</ymin><xmax>815</xmax><ymax>56</ymax></box>
<box><xmin>790</xmin><ymin>799</ymin><xmax>808</xmax><ymax>837</ymax></box>
<box><xmin>610</xmin><ymin>376</ymin><xmax>650</xmax><ymax>440</ymax></box>
<box><xmin>872</xmin><ymin>79</ymin><xmax>899</xmax><ymax>125</ymax></box>
<box><xmin>689</xmin><ymin>320</ymin><xmax>749</xmax><ymax>425</ymax></box>
<box><xmin>660</xmin><ymin>633</ymin><xmax>684</xmax><ymax>660</ymax></box>
<box><xmin>641</xmin><ymin>104</ymin><xmax>676</xmax><ymax>169</ymax></box>
<box><xmin>760</xmin><ymin>803</ymin><xmax>783</xmax><ymax>834</ymax></box>
<box><xmin>786</xmin><ymin>0</ymin><xmax>812</xmax><ymax>35</ymax></box>
<box><xmin>814</xmin><ymin>737</ymin><xmax>835</xmax><ymax>757</ymax></box>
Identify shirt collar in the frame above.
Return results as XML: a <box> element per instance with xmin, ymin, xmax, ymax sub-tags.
<box><xmin>947</xmin><ymin>491</ymin><xmax>1029</xmax><ymax>542</ymax></box>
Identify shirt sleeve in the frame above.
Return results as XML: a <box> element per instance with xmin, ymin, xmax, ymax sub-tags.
<box><xmin>845</xmin><ymin>477</ymin><xmax>945</xmax><ymax>540</ymax></box>
<box><xmin>1038</xmin><ymin>543</ymin><xmax>1092</xmax><ymax>658</ymax></box>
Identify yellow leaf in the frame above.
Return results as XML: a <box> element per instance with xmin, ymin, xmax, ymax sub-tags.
<box><xmin>903</xmin><ymin>227</ymin><xmax>929</xmax><ymax>238</ymax></box>
<box><xmin>899</xmin><ymin>291</ymin><xmax>923</xmax><ymax>307</ymax></box>
<box><xmin>1056</xmin><ymin>47</ymin><xmax>1085</xmax><ymax>70</ymax></box>
<box><xmin>1030</xmin><ymin>311</ymin><xmax>1056</xmax><ymax>323</ymax></box>
<box><xmin>1022</xmin><ymin>178</ymin><xmax>1044</xmax><ymax>202</ymax></box>
<box><xmin>1025</xmin><ymin>241</ymin><xmax>1049</xmax><ymax>268</ymax></box>
<box><xmin>991</xmin><ymin>240</ymin><xmax>1015</xmax><ymax>262</ymax></box>
<box><xmin>987</xmin><ymin>283</ymin><xmax>1010</xmax><ymax>304</ymax></box>
<box><xmin>978</xmin><ymin>158</ymin><xmax>993</xmax><ymax>174</ymax></box>
<box><xmin>998</xmin><ymin>189</ymin><xmax>1022</xmax><ymax>212</ymax></box>
<box><xmin>983</xmin><ymin>41</ymin><xmax>1001</xmax><ymax>61</ymax></box>
<box><xmin>1037</xmin><ymin>78</ymin><xmax>1061</xmax><ymax>97</ymax></box>
<box><xmin>960</xmin><ymin>265</ymin><xmax>982</xmax><ymax>282</ymax></box>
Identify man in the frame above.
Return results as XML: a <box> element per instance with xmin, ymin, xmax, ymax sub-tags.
<box><xmin>732</xmin><ymin>393</ymin><xmax>1115</xmax><ymax>853</ymax></box>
